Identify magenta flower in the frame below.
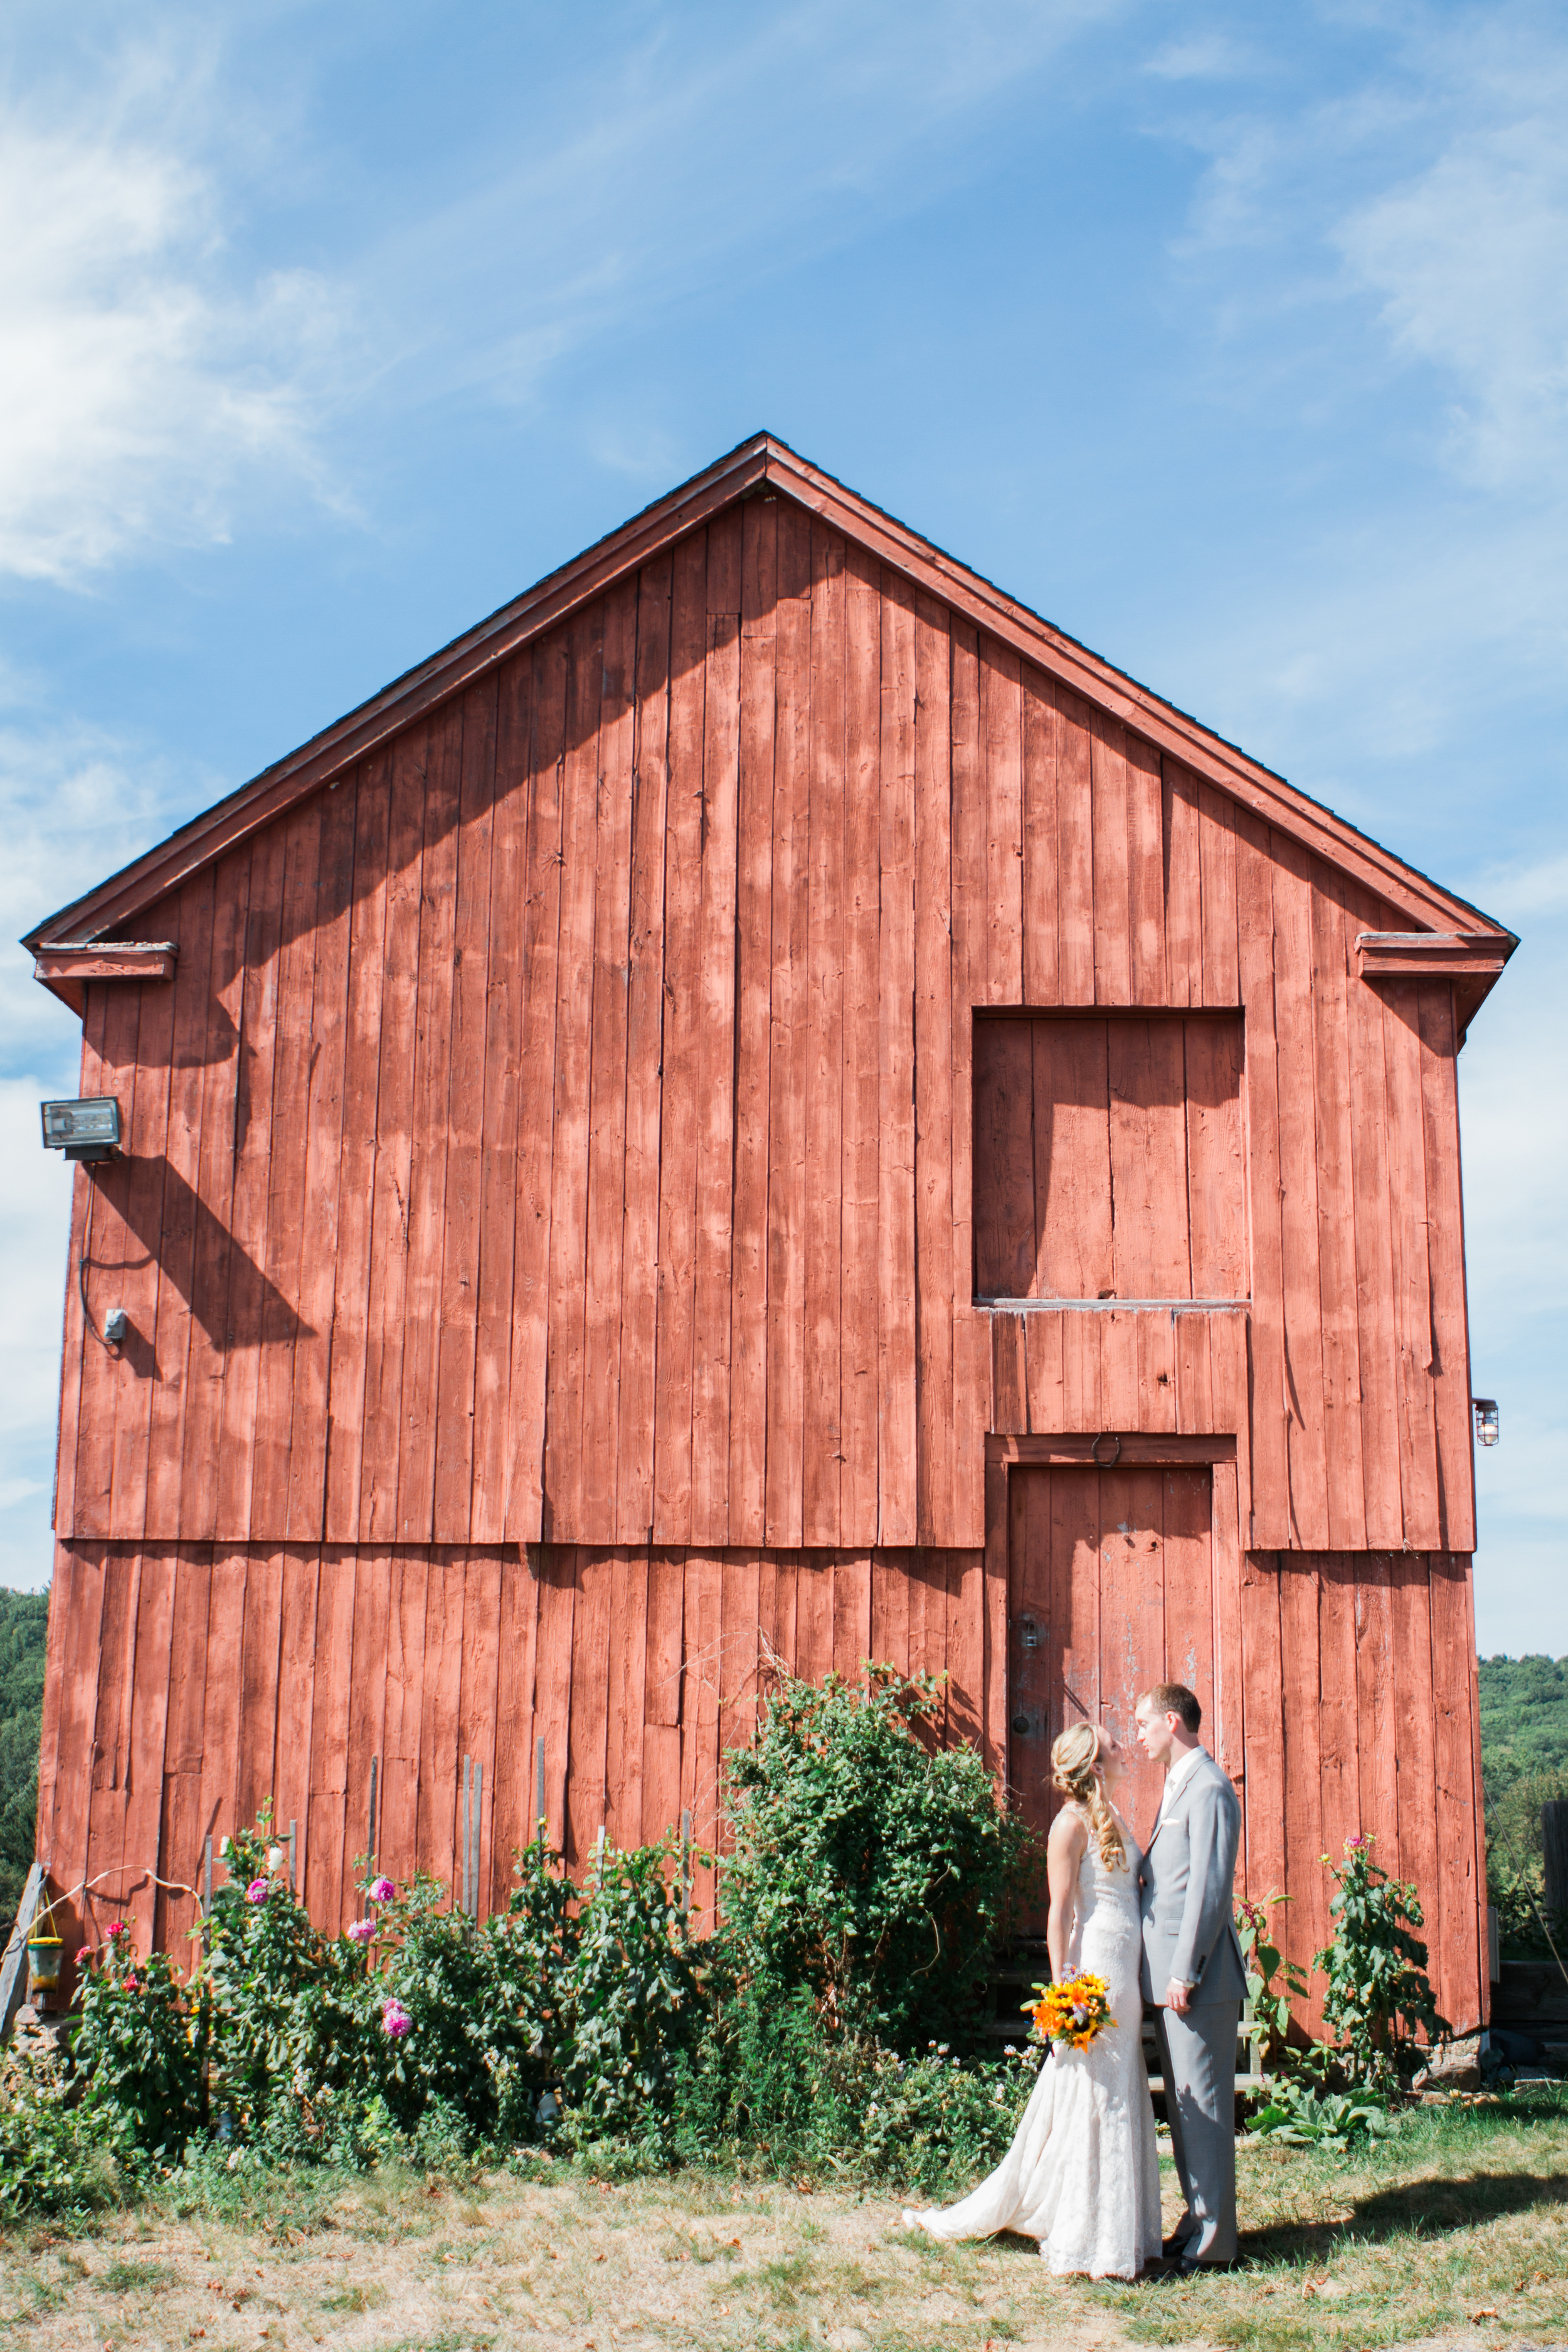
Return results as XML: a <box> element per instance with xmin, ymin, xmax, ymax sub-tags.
<box><xmin>369</xmin><ymin>1877</ymin><xmax>396</xmax><ymax>1904</ymax></box>
<box><xmin>105</xmin><ymin>1920</ymin><xmax>129</xmax><ymax>1942</ymax></box>
<box><xmin>1347</xmin><ymin>1835</ymin><xmax>1365</xmax><ymax>1850</ymax></box>
<box><xmin>381</xmin><ymin>1998</ymin><xmax>413</xmax><ymax>2038</ymax></box>
<box><xmin>246</xmin><ymin>1878</ymin><xmax>270</xmax><ymax>1904</ymax></box>
<box><xmin>347</xmin><ymin>1919</ymin><xmax>376</xmax><ymax>1946</ymax></box>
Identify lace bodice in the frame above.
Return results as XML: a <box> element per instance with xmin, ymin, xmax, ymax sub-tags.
<box><xmin>1067</xmin><ymin>1816</ymin><xmax>1145</xmax><ymax>2006</ymax></box>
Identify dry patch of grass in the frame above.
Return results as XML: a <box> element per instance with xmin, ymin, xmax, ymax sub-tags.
<box><xmin>0</xmin><ymin>2093</ymin><xmax>1562</xmax><ymax>2352</ymax></box>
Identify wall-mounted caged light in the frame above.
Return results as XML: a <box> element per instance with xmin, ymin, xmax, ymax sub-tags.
<box><xmin>40</xmin><ymin>1097</ymin><xmax>121</xmax><ymax>1162</ymax></box>
<box><xmin>1473</xmin><ymin>1397</ymin><xmax>1500</xmax><ymax>1448</ymax></box>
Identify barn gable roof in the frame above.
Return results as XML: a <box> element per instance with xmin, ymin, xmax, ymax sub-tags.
<box><xmin>24</xmin><ymin>432</ymin><xmax>1515</xmax><ymax>1000</ymax></box>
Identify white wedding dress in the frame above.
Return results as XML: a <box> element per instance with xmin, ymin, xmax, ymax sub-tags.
<box><xmin>905</xmin><ymin>1814</ymin><xmax>1162</xmax><ymax>2280</ymax></box>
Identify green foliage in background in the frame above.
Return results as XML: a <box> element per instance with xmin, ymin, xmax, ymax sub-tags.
<box><xmin>1313</xmin><ymin>1837</ymin><xmax>1446</xmax><ymax>2095</ymax></box>
<box><xmin>0</xmin><ymin>1587</ymin><xmax>48</xmax><ymax>1927</ymax></box>
<box><xmin>1477</xmin><ymin>1655</ymin><xmax>1568</xmax><ymax>1956</ymax></box>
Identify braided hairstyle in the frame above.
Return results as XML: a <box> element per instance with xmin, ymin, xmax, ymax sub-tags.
<box><xmin>1050</xmin><ymin>1720</ymin><xmax>1126</xmax><ymax>1872</ymax></box>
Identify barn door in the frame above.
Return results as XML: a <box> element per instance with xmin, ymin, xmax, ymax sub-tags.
<box><xmin>1007</xmin><ymin>1465</ymin><xmax>1215</xmax><ymax>1925</ymax></box>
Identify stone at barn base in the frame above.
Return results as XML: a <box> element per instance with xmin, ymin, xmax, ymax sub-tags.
<box><xmin>1412</xmin><ymin>2032</ymin><xmax>1484</xmax><ymax>2092</ymax></box>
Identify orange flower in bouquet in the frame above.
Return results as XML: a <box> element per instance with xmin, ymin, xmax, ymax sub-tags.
<box><xmin>1029</xmin><ymin>1971</ymin><xmax>1116</xmax><ymax>2053</ymax></box>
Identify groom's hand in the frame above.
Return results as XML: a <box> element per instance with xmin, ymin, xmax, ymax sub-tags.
<box><xmin>1165</xmin><ymin>1979</ymin><xmax>1192</xmax><ymax>2015</ymax></box>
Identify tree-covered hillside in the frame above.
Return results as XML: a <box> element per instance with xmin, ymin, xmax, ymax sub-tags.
<box><xmin>1478</xmin><ymin>1654</ymin><xmax>1568</xmax><ymax>1807</ymax></box>
<box><xmin>0</xmin><ymin>1589</ymin><xmax>49</xmax><ymax>1928</ymax></box>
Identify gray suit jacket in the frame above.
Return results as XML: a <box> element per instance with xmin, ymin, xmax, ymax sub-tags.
<box><xmin>1138</xmin><ymin>1749</ymin><xmax>1246</xmax><ymax>2007</ymax></box>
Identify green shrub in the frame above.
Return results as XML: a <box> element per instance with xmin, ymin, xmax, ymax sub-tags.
<box><xmin>1314</xmin><ymin>1836</ymin><xmax>1447</xmax><ymax>2094</ymax></box>
<box><xmin>1235</xmin><ymin>1890</ymin><xmax>1308</xmax><ymax>2070</ymax></box>
<box><xmin>75</xmin><ymin>1922</ymin><xmax>203</xmax><ymax>2164</ymax></box>
<box><xmin>722</xmin><ymin>1663</ymin><xmax>1039</xmax><ymax>2047</ymax></box>
<box><xmin>0</xmin><ymin>2045</ymin><xmax>122</xmax><ymax>2218</ymax></box>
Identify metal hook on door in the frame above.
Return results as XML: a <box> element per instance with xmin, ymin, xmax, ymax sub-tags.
<box><xmin>1090</xmin><ymin>1431</ymin><xmax>1122</xmax><ymax>1469</ymax></box>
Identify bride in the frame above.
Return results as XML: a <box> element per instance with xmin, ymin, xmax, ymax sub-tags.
<box><xmin>904</xmin><ymin>1721</ymin><xmax>1162</xmax><ymax>2279</ymax></box>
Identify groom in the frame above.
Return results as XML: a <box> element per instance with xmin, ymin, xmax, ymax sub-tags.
<box><xmin>1134</xmin><ymin>1683</ymin><xmax>1246</xmax><ymax>2272</ymax></box>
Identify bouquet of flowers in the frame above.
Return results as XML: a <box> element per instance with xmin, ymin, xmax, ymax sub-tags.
<box><xmin>1029</xmin><ymin>1971</ymin><xmax>1116</xmax><ymax>2053</ymax></box>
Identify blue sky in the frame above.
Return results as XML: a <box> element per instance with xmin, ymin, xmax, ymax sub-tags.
<box><xmin>2</xmin><ymin>0</ymin><xmax>1564</xmax><ymax>1650</ymax></box>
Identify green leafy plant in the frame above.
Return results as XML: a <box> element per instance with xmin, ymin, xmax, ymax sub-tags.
<box><xmin>74</xmin><ymin>1920</ymin><xmax>203</xmax><ymax>2164</ymax></box>
<box><xmin>0</xmin><ymin>2042</ymin><xmax>123</xmax><ymax>2217</ymax></box>
<box><xmin>1235</xmin><ymin>1890</ymin><xmax>1309</xmax><ymax>2072</ymax></box>
<box><xmin>721</xmin><ymin>1661</ymin><xmax>1039</xmax><ymax>2047</ymax></box>
<box><xmin>1248</xmin><ymin>2063</ymin><xmax>1394</xmax><ymax>2150</ymax></box>
<box><xmin>1314</xmin><ymin>1835</ymin><xmax>1448</xmax><ymax>2093</ymax></box>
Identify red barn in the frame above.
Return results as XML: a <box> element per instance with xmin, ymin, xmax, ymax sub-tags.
<box><xmin>24</xmin><ymin>436</ymin><xmax>1513</xmax><ymax>2030</ymax></box>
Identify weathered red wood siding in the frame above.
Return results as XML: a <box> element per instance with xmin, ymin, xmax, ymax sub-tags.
<box><xmin>39</xmin><ymin>484</ymin><xmax>1490</xmax><ymax>2032</ymax></box>
<box><xmin>51</xmin><ymin>502</ymin><xmax>1478</xmax><ymax>1560</ymax></box>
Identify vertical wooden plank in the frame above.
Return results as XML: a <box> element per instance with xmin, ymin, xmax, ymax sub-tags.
<box><xmin>1020</xmin><ymin>666</ymin><xmax>1060</xmax><ymax>1006</ymax></box>
<box><xmin>718</xmin><ymin>1550</ymin><xmax>763</xmax><ymax>1830</ymax></box>
<box><xmin>1316</xmin><ymin>1555</ymin><xmax>1361</xmax><ymax>1863</ymax></box>
<box><xmin>1197</xmin><ymin>783</ymin><xmax>1239</xmax><ymax>1008</ymax></box>
<box><xmin>653</xmin><ymin>542</ymin><xmax>707</xmax><ymax>1544</ymax></box>
<box><xmin>1272</xmin><ymin>841</ymin><xmax>1330</xmax><ymax>1547</ymax></box>
<box><xmin>1209</xmin><ymin>1461</ymin><xmax>1244</xmax><ymax>1792</ymax></box>
<box><xmin>869</xmin><ymin>1550</ymin><xmax>911</xmax><ymax>1677</ymax></box>
<box><xmin>615</xmin><ymin>561</ymin><xmax>672</xmax><ymax>1542</ymax></box>
<box><xmin>472</xmin><ymin>666</ymin><xmax>532</xmax><ymax>1544</ymax></box>
<box><xmin>543</xmin><ymin>607</ymin><xmax>607</xmax><ymax>1539</ymax></box>
<box><xmin>1090</xmin><ymin>712</ymin><xmax>1132</xmax><ymax>1007</ymax></box>
<box><xmin>303</xmin><ymin>1549</ymin><xmax>356</xmax><ymax>1932</ymax></box>
<box><xmin>982</xmin><ymin>637</ymin><xmax>1024</xmax><ymax>1005</ymax></box>
<box><xmin>456</xmin><ymin>1552</ymin><xmax>502</xmax><ymax>1915</ymax></box>
<box><xmin>831</xmin><ymin>1552</ymin><xmax>872</xmax><ymax>1687</ymax></box>
<box><xmin>793</xmin><ymin>1555</ymin><xmax>834</xmax><ymax>1687</ymax></box>
<box><xmin>324</xmin><ymin>755</ymin><xmax>391</xmax><ymax>1542</ymax></box>
<box><xmin>565</xmin><ymin>1550</ymin><xmax>612</xmax><ymax>1867</ymax></box>
<box><xmin>877</xmin><ymin>576</ymin><xmax>918</xmax><ymax>1544</ymax></box>
<box><xmin>1127</xmin><ymin>733</ymin><xmax>1165</xmax><ymax>1005</ymax></box>
<box><xmin>641</xmin><ymin>1550</ymin><xmax>684</xmax><ymax>1848</ymax></box>
<box><xmin>83</xmin><ymin>1552</ymin><xmax>137</xmax><ymax>1934</ymax></box>
<box><xmin>1056</xmin><ymin>691</ymin><xmax>1096</xmax><ymax>1005</ymax></box>
<box><xmin>1024</xmin><ymin>1310</ymin><xmax>1066</xmax><ymax>1434</ymax></box>
<box><xmin>415</xmin><ymin>1553</ymin><xmax>467</xmax><ymax>1894</ymax></box>
<box><xmin>1162</xmin><ymin>761</ymin><xmax>1204</xmax><ymax>1008</ymax></box>
<box><xmin>945</xmin><ymin>1549</ymin><xmax>983</xmax><ymax>1751</ymax></box>
<box><xmin>1417</xmin><ymin>987</ymin><xmax>1476</xmax><ymax>1550</ymax></box>
<box><xmin>1389</xmin><ymin>1555</ymin><xmax>1440</xmax><ymax>1996</ymax></box>
<box><xmin>1051</xmin><ymin>1470</ymin><xmax>1101</xmax><ymax>1748</ymax></box>
<box><xmin>913</xmin><ymin>592</ymin><xmax>954</xmax><ymax>1544</ymax></box>
<box><xmin>1383</xmin><ymin>983</ymin><xmax>1443</xmax><ymax>1549</ymax></box>
<box><xmin>215</xmin><ymin>820</ymin><xmax>286</xmax><ymax>1539</ymax></box>
<box><xmin>233</xmin><ymin>1549</ymin><xmax>283</xmax><ymax>1845</ymax></box>
<box><xmin>1346</xmin><ymin>901</ymin><xmax>1404</xmax><ymax>1550</ymax></box>
<box><xmin>1309</xmin><ymin>882</ymin><xmax>1368</xmax><ymax>1548</ymax></box>
<box><xmin>1238</xmin><ymin>1553</ymin><xmax>1286</xmax><ymax>1905</ymax></box>
<box><xmin>359</xmin><ymin>729</ymin><xmax>428</xmax><ymax>1540</ymax></box>
<box><xmin>379</xmin><ymin>1554</ymin><xmax>428</xmax><ymax>1885</ymax></box>
<box><xmin>765</xmin><ymin>506</ymin><xmax>812</xmax><ymax>1548</ymax></box>
<box><xmin>53</xmin><ymin>984</ymin><xmax>107</xmax><ymax>1535</ymax></box>
<box><xmin>33</xmin><ymin>1547</ymin><xmax>73</xmax><ymax>1882</ymax></box>
<box><xmin>342</xmin><ymin>1552</ymin><xmax>391</xmax><ymax>1910</ymax></box>
<box><xmin>285</xmin><ymin>779</ymin><xmax>358</xmax><ymax>1540</ymax></box>
<box><xmin>115</xmin><ymin>1555</ymin><xmax>175</xmax><ymax>1956</ymax></box>
<box><xmin>489</xmin><ymin>1554</ymin><xmax>540</xmax><ymax>1905</ymax></box>
<box><xmin>433</xmin><ymin>678</ymin><xmax>501</xmax><ymax>1542</ymax></box>
<box><xmin>581</xmin><ymin>586</ymin><xmax>638</xmax><ymax>1543</ymax></box>
<box><xmin>272</xmin><ymin>1550</ymin><xmax>320</xmax><ymax>1902</ymax></box>
<box><xmin>1278</xmin><ymin>1561</ymin><xmax>1328</xmax><ymax>1970</ymax></box>
<box><xmin>397</xmin><ymin>701</ymin><xmax>465</xmax><ymax>1541</ymax></box>
<box><xmin>177</xmin><ymin>845</ymin><xmax>252</xmax><ymax>1540</ymax></box>
<box><xmin>249</xmin><ymin>805</ymin><xmax>322</xmax><ymax>1534</ymax></box>
<box><xmin>687</xmin><ymin>511</ymin><xmax>742</xmax><ymax>1544</ymax></box>
<box><xmin>991</xmin><ymin>1310</ymin><xmax>1027</xmax><ymax>1435</ymax></box>
<box><xmin>607</xmin><ymin>1549</ymin><xmax>650</xmax><ymax>1851</ymax></box>
<box><xmin>1096</xmin><ymin>1470</ymin><xmax>1165</xmax><ymax>1825</ymax></box>
<box><xmin>138</xmin><ymin>874</ymin><xmax>216</xmax><ymax>1539</ymax></box>
<box><xmin>1035</xmin><ymin>1019</ymin><xmax>1113</xmax><ymax>1300</ymax></box>
<box><xmin>729</xmin><ymin>504</ymin><xmax>776</xmax><ymax>1544</ymax></box>
<box><xmin>1429</xmin><ymin>1552</ymin><xmax>1483</xmax><ymax>2028</ymax></box>
<box><xmin>506</xmin><ymin>640</ymin><xmax>568</xmax><ymax>1542</ymax></box>
<box><xmin>840</xmin><ymin>545</ymin><xmax>882</xmax><ymax>1547</ymax></box>
<box><xmin>152</xmin><ymin>1550</ymin><xmax>207</xmax><ymax>1960</ymax></box>
<box><xmin>1353</xmin><ymin>1557</ymin><xmax>1397</xmax><ymax>1882</ymax></box>
<box><xmin>1235</xmin><ymin>818</ymin><xmax>1288</xmax><ymax>1547</ymax></box>
<box><xmin>1184</xmin><ymin>1015</ymin><xmax>1247</xmax><ymax>1300</ymax></box>
<box><xmin>802</xmin><ymin>526</ymin><xmax>846</xmax><ymax>1547</ymax></box>
<box><xmin>981</xmin><ymin>1467</ymin><xmax>1009</xmax><ymax>1781</ymax></box>
<box><xmin>87</xmin><ymin>1000</ymin><xmax>161</xmax><ymax>1537</ymax></box>
<box><xmin>973</xmin><ymin>1019</ymin><xmax>1035</xmax><ymax>1298</ymax></box>
<box><xmin>680</xmin><ymin>1553</ymin><xmax>723</xmax><ymax>1919</ymax></box>
<box><xmin>1108</xmin><ymin>1018</ymin><xmax>1190</xmax><ymax>1298</ymax></box>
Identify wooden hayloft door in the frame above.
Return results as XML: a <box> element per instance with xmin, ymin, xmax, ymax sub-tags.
<box><xmin>1006</xmin><ymin>1465</ymin><xmax>1216</xmax><ymax>1867</ymax></box>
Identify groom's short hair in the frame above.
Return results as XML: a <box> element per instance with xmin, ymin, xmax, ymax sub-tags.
<box><xmin>1142</xmin><ymin>1682</ymin><xmax>1201</xmax><ymax>1733</ymax></box>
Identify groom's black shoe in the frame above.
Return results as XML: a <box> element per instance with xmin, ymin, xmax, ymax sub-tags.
<box><xmin>1161</xmin><ymin>2234</ymin><xmax>1194</xmax><ymax>2259</ymax></box>
<box><xmin>1175</xmin><ymin>2254</ymin><xmax>1241</xmax><ymax>2275</ymax></box>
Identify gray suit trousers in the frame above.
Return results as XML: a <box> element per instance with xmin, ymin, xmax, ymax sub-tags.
<box><xmin>1155</xmin><ymin>2001</ymin><xmax>1239</xmax><ymax>2264</ymax></box>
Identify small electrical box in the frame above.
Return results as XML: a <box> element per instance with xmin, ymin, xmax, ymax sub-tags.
<box><xmin>40</xmin><ymin>1097</ymin><xmax>121</xmax><ymax>1161</ymax></box>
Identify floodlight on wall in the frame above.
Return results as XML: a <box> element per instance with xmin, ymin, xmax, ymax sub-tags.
<box><xmin>1473</xmin><ymin>1397</ymin><xmax>1500</xmax><ymax>1448</ymax></box>
<box><xmin>40</xmin><ymin>1096</ymin><xmax>121</xmax><ymax>1162</ymax></box>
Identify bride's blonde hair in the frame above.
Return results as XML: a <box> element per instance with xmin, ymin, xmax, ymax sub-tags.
<box><xmin>1051</xmin><ymin>1721</ymin><xmax>1125</xmax><ymax>1870</ymax></box>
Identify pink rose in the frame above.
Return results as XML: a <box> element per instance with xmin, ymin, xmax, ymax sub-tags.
<box><xmin>246</xmin><ymin>1878</ymin><xmax>270</xmax><ymax>1904</ymax></box>
<box><xmin>347</xmin><ymin>1919</ymin><xmax>376</xmax><ymax>1946</ymax></box>
<box><xmin>369</xmin><ymin>1877</ymin><xmax>396</xmax><ymax>1904</ymax></box>
<box><xmin>105</xmin><ymin>1920</ymin><xmax>129</xmax><ymax>1941</ymax></box>
<box><xmin>381</xmin><ymin>1998</ymin><xmax>413</xmax><ymax>2038</ymax></box>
